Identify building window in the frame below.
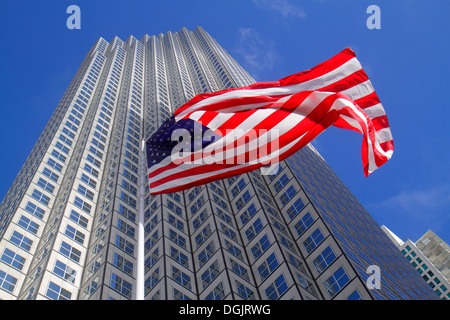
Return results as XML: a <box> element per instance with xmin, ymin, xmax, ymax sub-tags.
<box><xmin>59</xmin><ymin>134</ymin><xmax>72</xmax><ymax>147</ymax></box>
<box><xmin>286</xmin><ymin>198</ymin><xmax>305</xmax><ymax>220</ymax></box>
<box><xmin>173</xmin><ymin>288</ymin><xmax>192</xmax><ymax>300</ymax></box>
<box><xmin>55</xmin><ymin>141</ymin><xmax>70</xmax><ymax>154</ymax></box>
<box><xmin>64</xmin><ymin>224</ymin><xmax>85</xmax><ymax>245</ymax></box>
<box><xmin>230</xmin><ymin>259</ymin><xmax>249</xmax><ymax>281</ymax></box>
<box><xmin>145</xmin><ymin>215</ymin><xmax>158</xmax><ymax>235</ymax></box>
<box><xmin>239</xmin><ymin>203</ymin><xmax>257</xmax><ymax>225</ymax></box>
<box><xmin>24</xmin><ymin>201</ymin><xmax>45</xmax><ymax>219</ymax></box>
<box><xmin>236</xmin><ymin>191</ymin><xmax>251</xmax><ymax>210</ymax></box>
<box><xmin>279</xmin><ymin>185</ymin><xmax>296</xmax><ymax>206</ymax></box>
<box><xmin>1</xmin><ymin>248</ymin><xmax>26</xmax><ymax>270</ymax></box>
<box><xmin>231</xmin><ymin>178</ymin><xmax>246</xmax><ymax>197</ymax></box>
<box><xmin>220</xmin><ymin>223</ymin><xmax>237</xmax><ymax>241</ymax></box>
<box><xmin>122</xmin><ymin>179</ymin><xmax>137</xmax><ymax>196</ymax></box>
<box><xmin>118</xmin><ymin>218</ymin><xmax>136</xmax><ymax>239</ymax></box>
<box><xmin>201</xmin><ymin>261</ymin><xmax>220</xmax><ymax>289</ymax></box>
<box><xmin>225</xmin><ymin>240</ymin><xmax>244</xmax><ymax>261</ymax></box>
<box><xmin>294</xmin><ymin>212</ymin><xmax>314</xmax><ymax>236</ymax></box>
<box><xmin>46</xmin><ymin>282</ymin><xmax>72</xmax><ymax>300</ymax></box>
<box><xmin>205</xmin><ymin>282</ymin><xmax>225</xmax><ymax>300</ymax></box>
<box><xmin>87</xmin><ymin>154</ymin><xmax>101</xmax><ymax>168</ymax></box>
<box><xmin>81</xmin><ymin>173</ymin><xmax>97</xmax><ymax>189</ymax></box>
<box><xmin>297</xmin><ymin>273</ymin><xmax>317</xmax><ymax>296</ymax></box>
<box><xmin>257</xmin><ymin>253</ymin><xmax>279</xmax><ymax>281</ymax></box>
<box><xmin>189</xmin><ymin>196</ymin><xmax>205</xmax><ymax>215</ymax></box>
<box><xmin>172</xmin><ymin>266</ymin><xmax>192</xmax><ymax>290</ymax></box>
<box><xmin>216</xmin><ymin>208</ymin><xmax>233</xmax><ymax>227</ymax></box>
<box><xmin>198</xmin><ymin>242</ymin><xmax>215</xmax><ymax>268</ymax></box>
<box><xmin>145</xmin><ymin>268</ymin><xmax>160</xmax><ymax>292</ymax></box>
<box><xmin>31</xmin><ymin>189</ymin><xmax>50</xmax><ymax>206</ymax></box>
<box><xmin>47</xmin><ymin>158</ymin><xmax>63</xmax><ymax>172</ymax></box>
<box><xmin>119</xmin><ymin>204</ymin><xmax>136</xmax><ymax>223</ymax></box>
<box><xmin>69</xmin><ymin>210</ymin><xmax>89</xmax><ymax>228</ymax></box>
<box><xmin>187</xmin><ymin>187</ymin><xmax>201</xmax><ymax>202</ymax></box>
<box><xmin>146</xmin><ymin>231</ymin><xmax>159</xmax><ymax>250</ymax></box>
<box><xmin>280</xmin><ymin>236</ymin><xmax>296</xmax><ymax>253</ymax></box>
<box><xmin>0</xmin><ymin>270</ymin><xmax>17</xmax><ymax>293</ymax></box>
<box><xmin>303</xmin><ymin>228</ymin><xmax>325</xmax><ymax>254</ymax></box>
<box><xmin>113</xmin><ymin>253</ymin><xmax>134</xmax><ymax>275</ymax></box>
<box><xmin>273</xmin><ymin>174</ymin><xmax>289</xmax><ymax>192</ymax></box>
<box><xmin>235</xmin><ymin>281</ymin><xmax>255</xmax><ymax>299</ymax></box>
<box><xmin>270</xmin><ymin>218</ymin><xmax>286</xmax><ymax>234</ymax></box>
<box><xmin>169</xmin><ymin>229</ymin><xmax>186</xmax><ymax>249</ymax></box>
<box><xmin>110</xmin><ymin>273</ymin><xmax>132</xmax><ymax>298</ymax></box>
<box><xmin>251</xmin><ymin>235</ymin><xmax>271</xmax><ymax>259</ymax></box>
<box><xmin>51</xmin><ymin>149</ymin><xmax>66</xmax><ymax>163</ymax></box>
<box><xmin>347</xmin><ymin>290</ymin><xmax>363</xmax><ymax>300</ymax></box>
<box><xmin>245</xmin><ymin>218</ymin><xmax>264</xmax><ymax>241</ymax></box>
<box><xmin>18</xmin><ymin>215</ymin><xmax>39</xmax><ymax>234</ymax></box>
<box><xmin>65</xmin><ymin>120</ymin><xmax>78</xmax><ymax>133</ymax></box>
<box><xmin>171</xmin><ymin>246</ymin><xmax>189</xmax><ymax>268</ymax></box>
<box><xmin>89</xmin><ymin>146</ymin><xmax>103</xmax><ymax>159</ymax></box>
<box><xmin>9</xmin><ymin>231</ymin><xmax>33</xmax><ymax>251</ymax></box>
<box><xmin>213</xmin><ymin>194</ymin><xmax>228</xmax><ymax>210</ymax></box>
<box><xmin>53</xmin><ymin>260</ymin><xmax>76</xmax><ymax>283</ymax></box>
<box><xmin>324</xmin><ymin>267</ymin><xmax>350</xmax><ymax>298</ymax></box>
<box><xmin>74</xmin><ymin>196</ymin><xmax>91</xmax><ymax>214</ymax></box>
<box><xmin>120</xmin><ymin>191</ymin><xmax>136</xmax><ymax>208</ymax></box>
<box><xmin>84</xmin><ymin>163</ymin><xmax>99</xmax><ymax>178</ymax></box>
<box><xmin>115</xmin><ymin>235</ymin><xmax>135</xmax><ymax>256</ymax></box>
<box><xmin>313</xmin><ymin>246</ymin><xmax>337</xmax><ymax>274</ymax></box>
<box><xmin>42</xmin><ymin>167</ymin><xmax>59</xmax><ymax>183</ymax></box>
<box><xmin>210</xmin><ymin>182</ymin><xmax>225</xmax><ymax>198</ymax></box>
<box><xmin>288</xmin><ymin>254</ymin><xmax>304</xmax><ymax>272</ymax></box>
<box><xmin>168</xmin><ymin>214</ymin><xmax>184</xmax><ymax>232</ymax></box>
<box><xmin>145</xmin><ymin>248</ymin><xmax>159</xmax><ymax>271</ymax></box>
<box><xmin>192</xmin><ymin>210</ymin><xmax>208</xmax><ymax>230</ymax></box>
<box><xmin>265</xmin><ymin>274</ymin><xmax>288</xmax><ymax>300</ymax></box>
<box><xmin>60</xmin><ymin>241</ymin><xmax>82</xmax><ymax>263</ymax></box>
<box><xmin>195</xmin><ymin>225</ymin><xmax>211</xmax><ymax>248</ymax></box>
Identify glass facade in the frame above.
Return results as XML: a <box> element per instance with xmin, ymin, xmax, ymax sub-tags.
<box><xmin>0</xmin><ymin>27</ymin><xmax>438</xmax><ymax>300</ymax></box>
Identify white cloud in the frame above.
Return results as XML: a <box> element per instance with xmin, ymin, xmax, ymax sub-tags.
<box><xmin>378</xmin><ymin>184</ymin><xmax>450</xmax><ymax>220</ymax></box>
<box><xmin>252</xmin><ymin>0</ymin><xmax>306</xmax><ymax>19</ymax></box>
<box><xmin>234</xmin><ymin>27</ymin><xmax>278</xmax><ymax>80</ymax></box>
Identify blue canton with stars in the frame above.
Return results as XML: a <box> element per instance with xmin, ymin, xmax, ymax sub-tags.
<box><xmin>146</xmin><ymin>116</ymin><xmax>221</xmax><ymax>170</ymax></box>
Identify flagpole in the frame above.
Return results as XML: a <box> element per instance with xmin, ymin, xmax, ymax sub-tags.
<box><xmin>136</xmin><ymin>139</ymin><xmax>146</xmax><ymax>300</ymax></box>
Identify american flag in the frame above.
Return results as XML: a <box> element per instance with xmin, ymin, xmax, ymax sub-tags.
<box><xmin>146</xmin><ymin>48</ymin><xmax>393</xmax><ymax>194</ymax></box>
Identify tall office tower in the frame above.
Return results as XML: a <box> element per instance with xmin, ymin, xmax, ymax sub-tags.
<box><xmin>416</xmin><ymin>230</ymin><xmax>450</xmax><ymax>283</ymax></box>
<box><xmin>0</xmin><ymin>27</ymin><xmax>438</xmax><ymax>300</ymax></box>
<box><xmin>382</xmin><ymin>226</ymin><xmax>450</xmax><ymax>300</ymax></box>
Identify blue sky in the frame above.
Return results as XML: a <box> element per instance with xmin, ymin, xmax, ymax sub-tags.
<box><xmin>0</xmin><ymin>0</ymin><xmax>449</xmax><ymax>245</ymax></box>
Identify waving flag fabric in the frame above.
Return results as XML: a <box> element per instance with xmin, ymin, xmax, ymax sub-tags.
<box><xmin>146</xmin><ymin>48</ymin><xmax>394</xmax><ymax>194</ymax></box>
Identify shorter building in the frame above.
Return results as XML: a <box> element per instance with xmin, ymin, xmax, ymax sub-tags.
<box><xmin>416</xmin><ymin>230</ymin><xmax>450</xmax><ymax>282</ymax></box>
<box><xmin>382</xmin><ymin>226</ymin><xmax>450</xmax><ymax>300</ymax></box>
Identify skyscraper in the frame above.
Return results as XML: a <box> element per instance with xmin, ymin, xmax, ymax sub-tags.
<box><xmin>0</xmin><ymin>26</ymin><xmax>438</xmax><ymax>300</ymax></box>
<box><xmin>382</xmin><ymin>226</ymin><xmax>450</xmax><ymax>300</ymax></box>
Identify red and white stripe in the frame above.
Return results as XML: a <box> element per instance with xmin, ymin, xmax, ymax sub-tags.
<box><xmin>148</xmin><ymin>48</ymin><xmax>393</xmax><ymax>194</ymax></box>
